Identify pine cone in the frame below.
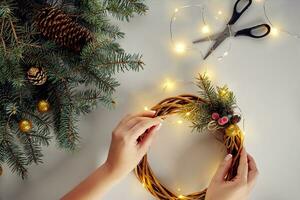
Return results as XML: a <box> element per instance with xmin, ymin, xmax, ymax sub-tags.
<box><xmin>35</xmin><ymin>6</ymin><xmax>93</xmax><ymax>52</ymax></box>
<box><xmin>27</xmin><ymin>67</ymin><xmax>47</xmax><ymax>85</ymax></box>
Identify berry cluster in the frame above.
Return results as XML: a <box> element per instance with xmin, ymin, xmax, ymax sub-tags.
<box><xmin>211</xmin><ymin>112</ymin><xmax>241</xmax><ymax>127</ymax></box>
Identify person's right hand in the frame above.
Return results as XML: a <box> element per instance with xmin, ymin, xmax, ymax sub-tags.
<box><xmin>205</xmin><ymin>148</ymin><xmax>259</xmax><ymax>200</ymax></box>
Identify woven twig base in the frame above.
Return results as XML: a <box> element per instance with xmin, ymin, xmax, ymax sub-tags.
<box><xmin>135</xmin><ymin>94</ymin><xmax>243</xmax><ymax>200</ymax></box>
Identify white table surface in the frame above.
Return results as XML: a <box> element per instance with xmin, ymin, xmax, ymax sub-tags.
<box><xmin>1</xmin><ymin>0</ymin><xmax>300</xmax><ymax>199</ymax></box>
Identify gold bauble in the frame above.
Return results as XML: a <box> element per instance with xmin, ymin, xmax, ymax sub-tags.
<box><xmin>18</xmin><ymin>119</ymin><xmax>32</xmax><ymax>133</ymax></box>
<box><xmin>225</xmin><ymin>124</ymin><xmax>242</xmax><ymax>137</ymax></box>
<box><xmin>37</xmin><ymin>100</ymin><xmax>50</xmax><ymax>113</ymax></box>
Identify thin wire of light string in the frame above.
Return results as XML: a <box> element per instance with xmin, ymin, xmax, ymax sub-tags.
<box><xmin>170</xmin><ymin>4</ymin><xmax>232</xmax><ymax>61</ymax></box>
<box><xmin>263</xmin><ymin>0</ymin><xmax>300</xmax><ymax>39</ymax></box>
<box><xmin>169</xmin><ymin>4</ymin><xmax>206</xmax><ymax>58</ymax></box>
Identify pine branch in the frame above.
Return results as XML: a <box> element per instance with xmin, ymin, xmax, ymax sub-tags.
<box><xmin>16</xmin><ymin>130</ymin><xmax>43</xmax><ymax>165</ymax></box>
<box><xmin>52</xmin><ymin>87</ymin><xmax>79</xmax><ymax>151</ymax></box>
<box><xmin>26</xmin><ymin>132</ymin><xmax>51</xmax><ymax>146</ymax></box>
<box><xmin>96</xmin><ymin>52</ymin><xmax>144</xmax><ymax>74</ymax></box>
<box><xmin>2</xmin><ymin>140</ymin><xmax>28</xmax><ymax>179</ymax></box>
<box><xmin>196</xmin><ymin>74</ymin><xmax>218</xmax><ymax>103</ymax></box>
<box><xmin>78</xmin><ymin>67</ymin><xmax>119</xmax><ymax>95</ymax></box>
<box><xmin>0</xmin><ymin>0</ymin><xmax>147</xmax><ymax>178</ymax></box>
<box><xmin>74</xmin><ymin>89</ymin><xmax>114</xmax><ymax>114</ymax></box>
<box><xmin>103</xmin><ymin>0</ymin><xmax>148</xmax><ymax>21</ymax></box>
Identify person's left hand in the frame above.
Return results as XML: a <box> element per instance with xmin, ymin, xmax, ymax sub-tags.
<box><xmin>104</xmin><ymin>111</ymin><xmax>163</xmax><ymax>180</ymax></box>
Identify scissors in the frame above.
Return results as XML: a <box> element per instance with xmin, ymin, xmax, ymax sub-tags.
<box><xmin>193</xmin><ymin>0</ymin><xmax>271</xmax><ymax>60</ymax></box>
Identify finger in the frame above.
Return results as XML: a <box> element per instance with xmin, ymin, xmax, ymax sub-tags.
<box><xmin>138</xmin><ymin>123</ymin><xmax>162</xmax><ymax>153</ymax></box>
<box><xmin>128</xmin><ymin>111</ymin><xmax>156</xmax><ymax>121</ymax></box>
<box><xmin>212</xmin><ymin>154</ymin><xmax>233</xmax><ymax>182</ymax></box>
<box><xmin>247</xmin><ymin>154</ymin><xmax>259</xmax><ymax>188</ymax></box>
<box><xmin>126</xmin><ymin>116</ymin><xmax>155</xmax><ymax>130</ymax></box>
<box><xmin>118</xmin><ymin>111</ymin><xmax>156</xmax><ymax>128</ymax></box>
<box><xmin>237</xmin><ymin>147</ymin><xmax>248</xmax><ymax>182</ymax></box>
<box><xmin>131</xmin><ymin>117</ymin><xmax>163</xmax><ymax>140</ymax></box>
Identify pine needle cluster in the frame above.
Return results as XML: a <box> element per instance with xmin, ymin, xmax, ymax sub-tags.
<box><xmin>181</xmin><ymin>74</ymin><xmax>237</xmax><ymax>132</ymax></box>
<box><xmin>0</xmin><ymin>0</ymin><xmax>147</xmax><ymax>178</ymax></box>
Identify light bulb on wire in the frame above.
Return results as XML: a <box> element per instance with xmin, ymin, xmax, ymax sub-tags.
<box><xmin>162</xmin><ymin>78</ymin><xmax>176</xmax><ymax>91</ymax></box>
<box><xmin>201</xmin><ymin>25</ymin><xmax>211</xmax><ymax>34</ymax></box>
<box><xmin>174</xmin><ymin>42</ymin><xmax>186</xmax><ymax>54</ymax></box>
<box><xmin>271</xmin><ymin>27</ymin><xmax>279</xmax><ymax>37</ymax></box>
<box><xmin>177</xmin><ymin>120</ymin><xmax>183</xmax><ymax>124</ymax></box>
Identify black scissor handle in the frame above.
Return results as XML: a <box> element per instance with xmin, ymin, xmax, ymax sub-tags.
<box><xmin>228</xmin><ymin>0</ymin><xmax>252</xmax><ymax>25</ymax></box>
<box><xmin>235</xmin><ymin>24</ymin><xmax>271</xmax><ymax>38</ymax></box>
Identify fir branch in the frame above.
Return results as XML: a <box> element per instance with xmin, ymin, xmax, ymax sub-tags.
<box><xmin>73</xmin><ymin>89</ymin><xmax>114</xmax><ymax>114</ymax></box>
<box><xmin>196</xmin><ymin>74</ymin><xmax>218</xmax><ymax>103</ymax></box>
<box><xmin>0</xmin><ymin>0</ymin><xmax>147</xmax><ymax>178</ymax></box>
<box><xmin>52</xmin><ymin>87</ymin><xmax>79</xmax><ymax>151</ymax></box>
<box><xmin>26</xmin><ymin>132</ymin><xmax>51</xmax><ymax>146</ymax></box>
<box><xmin>103</xmin><ymin>0</ymin><xmax>148</xmax><ymax>21</ymax></box>
<box><xmin>16</xmin><ymin>130</ymin><xmax>43</xmax><ymax>165</ymax></box>
<box><xmin>77</xmin><ymin>66</ymin><xmax>119</xmax><ymax>95</ymax></box>
<box><xmin>93</xmin><ymin>52</ymin><xmax>144</xmax><ymax>74</ymax></box>
<box><xmin>2</xmin><ymin>140</ymin><xmax>28</xmax><ymax>179</ymax></box>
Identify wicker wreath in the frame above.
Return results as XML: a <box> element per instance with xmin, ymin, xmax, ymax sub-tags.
<box><xmin>135</xmin><ymin>76</ymin><xmax>244</xmax><ymax>200</ymax></box>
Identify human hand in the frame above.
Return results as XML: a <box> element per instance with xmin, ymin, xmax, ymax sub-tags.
<box><xmin>205</xmin><ymin>148</ymin><xmax>259</xmax><ymax>200</ymax></box>
<box><xmin>104</xmin><ymin>111</ymin><xmax>162</xmax><ymax>180</ymax></box>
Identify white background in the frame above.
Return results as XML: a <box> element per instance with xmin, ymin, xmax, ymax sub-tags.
<box><xmin>1</xmin><ymin>0</ymin><xmax>300</xmax><ymax>199</ymax></box>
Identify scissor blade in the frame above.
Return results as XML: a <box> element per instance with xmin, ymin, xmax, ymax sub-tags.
<box><xmin>203</xmin><ymin>28</ymin><xmax>230</xmax><ymax>60</ymax></box>
<box><xmin>192</xmin><ymin>32</ymin><xmax>222</xmax><ymax>44</ymax></box>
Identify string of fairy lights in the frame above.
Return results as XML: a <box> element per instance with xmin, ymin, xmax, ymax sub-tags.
<box><xmin>137</xmin><ymin>1</ymin><xmax>297</xmax><ymax>198</ymax></box>
<box><xmin>141</xmin><ymin>0</ymin><xmax>295</xmax><ymax>129</ymax></box>
<box><xmin>171</xmin><ymin>1</ymin><xmax>281</xmax><ymax>57</ymax></box>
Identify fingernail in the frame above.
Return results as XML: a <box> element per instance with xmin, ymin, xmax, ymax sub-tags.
<box><xmin>156</xmin><ymin>123</ymin><xmax>162</xmax><ymax>130</ymax></box>
<box><xmin>224</xmin><ymin>154</ymin><xmax>232</xmax><ymax>161</ymax></box>
<box><xmin>150</xmin><ymin>110</ymin><xmax>156</xmax><ymax>113</ymax></box>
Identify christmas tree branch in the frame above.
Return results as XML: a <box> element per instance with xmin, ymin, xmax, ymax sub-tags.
<box><xmin>197</xmin><ymin>74</ymin><xmax>218</xmax><ymax>104</ymax></box>
<box><xmin>0</xmin><ymin>0</ymin><xmax>147</xmax><ymax>178</ymax></box>
<box><xmin>1</xmin><ymin>118</ymin><xmax>28</xmax><ymax>178</ymax></box>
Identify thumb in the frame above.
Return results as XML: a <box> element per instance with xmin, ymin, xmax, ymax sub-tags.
<box><xmin>212</xmin><ymin>154</ymin><xmax>233</xmax><ymax>182</ymax></box>
<box><xmin>139</xmin><ymin>123</ymin><xmax>162</xmax><ymax>153</ymax></box>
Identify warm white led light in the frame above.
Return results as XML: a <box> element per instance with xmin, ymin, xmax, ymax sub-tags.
<box><xmin>174</xmin><ymin>42</ymin><xmax>186</xmax><ymax>54</ymax></box>
<box><xmin>201</xmin><ymin>25</ymin><xmax>211</xmax><ymax>34</ymax></box>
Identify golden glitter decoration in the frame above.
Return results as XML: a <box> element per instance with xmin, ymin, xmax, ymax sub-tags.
<box><xmin>18</xmin><ymin>119</ymin><xmax>32</xmax><ymax>133</ymax></box>
<box><xmin>37</xmin><ymin>100</ymin><xmax>50</xmax><ymax>113</ymax></box>
<box><xmin>225</xmin><ymin>124</ymin><xmax>242</xmax><ymax>137</ymax></box>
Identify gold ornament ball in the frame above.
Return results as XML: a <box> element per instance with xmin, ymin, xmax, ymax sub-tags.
<box><xmin>37</xmin><ymin>100</ymin><xmax>50</xmax><ymax>113</ymax></box>
<box><xmin>18</xmin><ymin>119</ymin><xmax>32</xmax><ymax>133</ymax></box>
<box><xmin>225</xmin><ymin>124</ymin><xmax>242</xmax><ymax>137</ymax></box>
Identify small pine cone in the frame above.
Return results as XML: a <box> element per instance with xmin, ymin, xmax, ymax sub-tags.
<box><xmin>35</xmin><ymin>6</ymin><xmax>93</xmax><ymax>52</ymax></box>
<box><xmin>27</xmin><ymin>67</ymin><xmax>47</xmax><ymax>85</ymax></box>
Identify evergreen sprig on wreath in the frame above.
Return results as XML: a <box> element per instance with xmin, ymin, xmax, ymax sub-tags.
<box><xmin>135</xmin><ymin>74</ymin><xmax>244</xmax><ymax>200</ymax></box>
<box><xmin>0</xmin><ymin>0</ymin><xmax>147</xmax><ymax>179</ymax></box>
<box><xmin>181</xmin><ymin>74</ymin><xmax>239</xmax><ymax>132</ymax></box>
